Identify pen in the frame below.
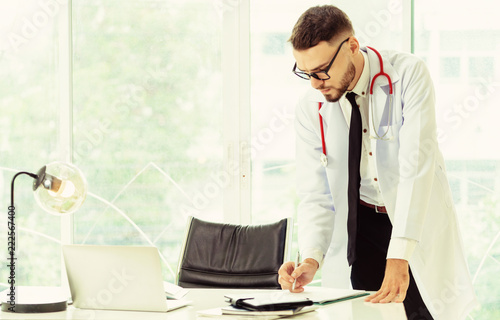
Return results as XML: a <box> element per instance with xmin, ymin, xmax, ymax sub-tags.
<box><xmin>292</xmin><ymin>251</ymin><xmax>300</xmax><ymax>290</ymax></box>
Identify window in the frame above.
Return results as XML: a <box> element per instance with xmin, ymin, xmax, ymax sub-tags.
<box><xmin>250</xmin><ymin>0</ymin><xmax>405</xmax><ymax>283</ymax></box>
<box><xmin>72</xmin><ymin>0</ymin><xmax>224</xmax><ymax>282</ymax></box>
<box><xmin>250</xmin><ymin>0</ymin><xmax>406</xmax><ymax>226</ymax></box>
<box><xmin>0</xmin><ymin>0</ymin><xmax>224</xmax><ymax>285</ymax></box>
<box><xmin>415</xmin><ymin>0</ymin><xmax>500</xmax><ymax>318</ymax></box>
<box><xmin>0</xmin><ymin>0</ymin><xmax>63</xmax><ymax>286</ymax></box>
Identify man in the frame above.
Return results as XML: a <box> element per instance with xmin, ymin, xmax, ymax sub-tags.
<box><xmin>277</xmin><ymin>5</ymin><xmax>477</xmax><ymax>320</ymax></box>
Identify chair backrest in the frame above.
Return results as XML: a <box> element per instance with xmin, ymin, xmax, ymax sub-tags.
<box><xmin>176</xmin><ymin>216</ymin><xmax>292</xmax><ymax>289</ymax></box>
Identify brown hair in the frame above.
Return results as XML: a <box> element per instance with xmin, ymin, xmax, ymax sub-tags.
<box><xmin>289</xmin><ymin>5</ymin><xmax>354</xmax><ymax>50</ymax></box>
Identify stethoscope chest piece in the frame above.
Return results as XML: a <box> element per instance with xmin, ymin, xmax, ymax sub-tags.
<box><xmin>320</xmin><ymin>153</ymin><xmax>328</xmax><ymax>167</ymax></box>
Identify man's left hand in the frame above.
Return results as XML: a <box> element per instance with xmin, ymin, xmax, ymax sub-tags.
<box><xmin>364</xmin><ymin>259</ymin><xmax>410</xmax><ymax>303</ymax></box>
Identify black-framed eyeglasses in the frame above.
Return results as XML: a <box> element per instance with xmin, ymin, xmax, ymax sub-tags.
<box><xmin>292</xmin><ymin>37</ymin><xmax>350</xmax><ymax>81</ymax></box>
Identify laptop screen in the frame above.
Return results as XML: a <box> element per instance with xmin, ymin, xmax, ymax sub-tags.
<box><xmin>62</xmin><ymin>245</ymin><xmax>170</xmax><ymax>312</ymax></box>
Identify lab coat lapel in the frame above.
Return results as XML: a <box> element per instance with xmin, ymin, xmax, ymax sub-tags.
<box><xmin>309</xmin><ymin>89</ymin><xmax>326</xmax><ymax>112</ymax></box>
<box><xmin>308</xmin><ymin>90</ymin><xmax>349</xmax><ymax>179</ymax></box>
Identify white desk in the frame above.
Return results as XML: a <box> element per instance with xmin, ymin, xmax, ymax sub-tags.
<box><xmin>0</xmin><ymin>288</ymin><xmax>407</xmax><ymax>319</ymax></box>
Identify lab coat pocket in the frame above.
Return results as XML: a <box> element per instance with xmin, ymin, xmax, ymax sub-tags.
<box><xmin>374</xmin><ymin>119</ymin><xmax>402</xmax><ymax>142</ymax></box>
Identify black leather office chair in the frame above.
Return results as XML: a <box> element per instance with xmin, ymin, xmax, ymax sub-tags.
<box><xmin>176</xmin><ymin>216</ymin><xmax>291</xmax><ymax>289</ymax></box>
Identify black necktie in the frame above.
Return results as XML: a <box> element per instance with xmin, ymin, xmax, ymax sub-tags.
<box><xmin>346</xmin><ymin>92</ymin><xmax>362</xmax><ymax>266</ymax></box>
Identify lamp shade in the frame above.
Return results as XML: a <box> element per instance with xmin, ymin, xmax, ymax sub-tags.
<box><xmin>32</xmin><ymin>162</ymin><xmax>87</xmax><ymax>215</ymax></box>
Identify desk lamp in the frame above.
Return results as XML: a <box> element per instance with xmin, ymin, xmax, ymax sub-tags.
<box><xmin>2</xmin><ymin>162</ymin><xmax>87</xmax><ymax>313</ymax></box>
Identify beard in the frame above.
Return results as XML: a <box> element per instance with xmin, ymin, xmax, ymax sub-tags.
<box><xmin>318</xmin><ymin>62</ymin><xmax>356</xmax><ymax>102</ymax></box>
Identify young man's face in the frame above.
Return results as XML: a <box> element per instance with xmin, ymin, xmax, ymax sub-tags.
<box><xmin>293</xmin><ymin>39</ymin><xmax>355</xmax><ymax>102</ymax></box>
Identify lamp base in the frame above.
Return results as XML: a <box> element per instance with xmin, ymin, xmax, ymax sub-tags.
<box><xmin>1</xmin><ymin>286</ymin><xmax>67</xmax><ymax>313</ymax></box>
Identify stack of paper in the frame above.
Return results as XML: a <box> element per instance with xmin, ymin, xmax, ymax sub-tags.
<box><xmin>164</xmin><ymin>281</ymin><xmax>189</xmax><ymax>300</ymax></box>
<box><xmin>197</xmin><ymin>305</ymin><xmax>318</xmax><ymax>319</ymax></box>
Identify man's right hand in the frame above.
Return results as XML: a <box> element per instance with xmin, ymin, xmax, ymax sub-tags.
<box><xmin>277</xmin><ymin>258</ymin><xmax>319</xmax><ymax>292</ymax></box>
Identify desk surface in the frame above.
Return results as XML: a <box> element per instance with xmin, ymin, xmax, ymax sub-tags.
<box><xmin>0</xmin><ymin>288</ymin><xmax>407</xmax><ymax>319</ymax></box>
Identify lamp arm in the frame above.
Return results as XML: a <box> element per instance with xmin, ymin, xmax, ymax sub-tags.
<box><xmin>10</xmin><ymin>172</ymin><xmax>37</xmax><ymax>207</ymax></box>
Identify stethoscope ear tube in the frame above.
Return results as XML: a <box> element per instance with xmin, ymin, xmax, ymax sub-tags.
<box><xmin>366</xmin><ymin>46</ymin><xmax>393</xmax><ymax>95</ymax></box>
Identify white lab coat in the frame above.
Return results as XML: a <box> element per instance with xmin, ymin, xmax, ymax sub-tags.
<box><xmin>295</xmin><ymin>47</ymin><xmax>478</xmax><ymax>320</ymax></box>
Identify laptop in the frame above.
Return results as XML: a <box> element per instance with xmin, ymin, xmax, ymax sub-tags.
<box><xmin>62</xmin><ymin>244</ymin><xmax>190</xmax><ymax>312</ymax></box>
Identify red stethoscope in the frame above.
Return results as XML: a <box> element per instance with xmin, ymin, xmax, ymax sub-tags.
<box><xmin>319</xmin><ymin>46</ymin><xmax>394</xmax><ymax>168</ymax></box>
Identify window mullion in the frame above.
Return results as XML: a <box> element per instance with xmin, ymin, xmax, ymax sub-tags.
<box><xmin>238</xmin><ymin>0</ymin><xmax>251</xmax><ymax>225</ymax></box>
<box><xmin>222</xmin><ymin>0</ymin><xmax>251</xmax><ymax>224</ymax></box>
<box><xmin>402</xmin><ymin>0</ymin><xmax>414</xmax><ymax>53</ymax></box>
<box><xmin>58</xmin><ymin>0</ymin><xmax>73</xmax><ymax>245</ymax></box>
<box><xmin>57</xmin><ymin>0</ymin><xmax>73</xmax><ymax>288</ymax></box>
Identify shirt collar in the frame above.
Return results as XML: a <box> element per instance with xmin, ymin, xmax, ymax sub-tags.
<box><xmin>349</xmin><ymin>50</ymin><xmax>370</xmax><ymax>98</ymax></box>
